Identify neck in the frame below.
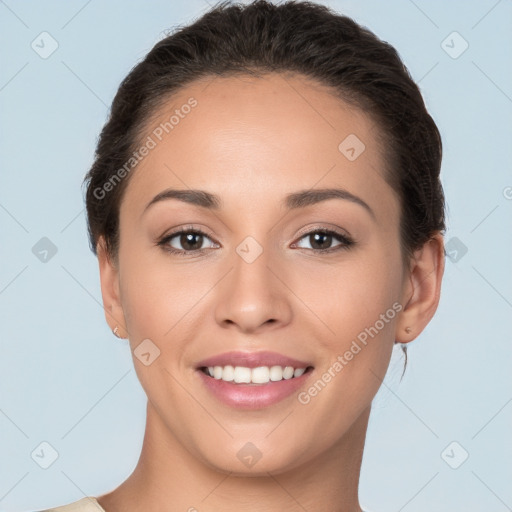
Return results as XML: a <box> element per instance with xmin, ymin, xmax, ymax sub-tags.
<box><xmin>97</xmin><ymin>401</ymin><xmax>369</xmax><ymax>512</ymax></box>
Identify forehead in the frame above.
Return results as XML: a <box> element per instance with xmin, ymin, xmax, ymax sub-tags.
<box><xmin>123</xmin><ymin>72</ymin><xmax>398</xmax><ymax>222</ymax></box>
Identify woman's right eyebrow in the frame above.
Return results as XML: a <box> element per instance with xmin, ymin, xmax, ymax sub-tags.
<box><xmin>142</xmin><ymin>188</ymin><xmax>221</xmax><ymax>215</ymax></box>
<box><xmin>141</xmin><ymin>187</ymin><xmax>376</xmax><ymax>221</ymax></box>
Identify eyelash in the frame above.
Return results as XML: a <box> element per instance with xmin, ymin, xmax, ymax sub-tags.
<box><xmin>156</xmin><ymin>225</ymin><xmax>355</xmax><ymax>257</ymax></box>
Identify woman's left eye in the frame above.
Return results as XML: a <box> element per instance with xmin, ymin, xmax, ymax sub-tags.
<box><xmin>157</xmin><ymin>228</ymin><xmax>354</xmax><ymax>256</ymax></box>
<box><xmin>293</xmin><ymin>229</ymin><xmax>354</xmax><ymax>252</ymax></box>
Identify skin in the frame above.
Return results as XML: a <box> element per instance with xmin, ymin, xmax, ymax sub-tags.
<box><xmin>95</xmin><ymin>72</ymin><xmax>444</xmax><ymax>512</ymax></box>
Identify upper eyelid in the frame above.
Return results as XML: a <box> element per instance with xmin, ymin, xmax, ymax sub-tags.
<box><xmin>294</xmin><ymin>223</ymin><xmax>352</xmax><ymax>240</ymax></box>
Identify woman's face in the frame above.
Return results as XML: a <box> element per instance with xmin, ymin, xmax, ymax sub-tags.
<box><xmin>104</xmin><ymin>72</ymin><xmax>411</xmax><ymax>474</ymax></box>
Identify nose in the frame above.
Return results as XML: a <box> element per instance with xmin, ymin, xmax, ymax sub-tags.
<box><xmin>214</xmin><ymin>247</ymin><xmax>292</xmax><ymax>334</ymax></box>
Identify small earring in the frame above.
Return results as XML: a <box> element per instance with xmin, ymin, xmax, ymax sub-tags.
<box><xmin>113</xmin><ymin>326</ymin><xmax>123</xmax><ymax>339</ymax></box>
<box><xmin>405</xmin><ymin>327</ymin><xmax>412</xmax><ymax>334</ymax></box>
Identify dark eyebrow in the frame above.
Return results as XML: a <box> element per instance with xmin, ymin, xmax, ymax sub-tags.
<box><xmin>142</xmin><ymin>187</ymin><xmax>375</xmax><ymax>220</ymax></box>
<box><xmin>143</xmin><ymin>189</ymin><xmax>221</xmax><ymax>215</ymax></box>
<box><xmin>285</xmin><ymin>188</ymin><xmax>375</xmax><ymax>220</ymax></box>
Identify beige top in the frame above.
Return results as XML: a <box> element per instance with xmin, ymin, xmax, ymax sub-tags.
<box><xmin>39</xmin><ymin>496</ymin><xmax>374</xmax><ymax>511</ymax></box>
<box><xmin>39</xmin><ymin>497</ymin><xmax>105</xmax><ymax>512</ymax></box>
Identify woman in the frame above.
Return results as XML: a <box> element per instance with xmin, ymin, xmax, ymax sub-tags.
<box><xmin>41</xmin><ymin>0</ymin><xmax>446</xmax><ymax>510</ymax></box>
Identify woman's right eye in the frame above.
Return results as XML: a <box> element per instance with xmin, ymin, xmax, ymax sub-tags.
<box><xmin>158</xmin><ymin>228</ymin><xmax>218</xmax><ymax>256</ymax></box>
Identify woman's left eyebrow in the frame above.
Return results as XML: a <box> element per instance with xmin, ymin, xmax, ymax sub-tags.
<box><xmin>142</xmin><ymin>187</ymin><xmax>376</xmax><ymax>221</ymax></box>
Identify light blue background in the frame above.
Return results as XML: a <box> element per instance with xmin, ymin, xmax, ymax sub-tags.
<box><xmin>1</xmin><ymin>1</ymin><xmax>511</xmax><ymax>511</ymax></box>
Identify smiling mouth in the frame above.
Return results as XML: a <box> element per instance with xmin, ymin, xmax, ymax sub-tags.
<box><xmin>199</xmin><ymin>365</ymin><xmax>314</xmax><ymax>384</ymax></box>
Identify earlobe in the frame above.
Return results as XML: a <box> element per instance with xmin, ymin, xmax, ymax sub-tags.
<box><xmin>97</xmin><ymin>237</ymin><xmax>128</xmax><ymax>337</ymax></box>
<box><xmin>395</xmin><ymin>233</ymin><xmax>445</xmax><ymax>344</ymax></box>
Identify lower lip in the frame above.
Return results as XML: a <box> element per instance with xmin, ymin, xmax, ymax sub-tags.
<box><xmin>197</xmin><ymin>368</ymin><xmax>313</xmax><ymax>409</ymax></box>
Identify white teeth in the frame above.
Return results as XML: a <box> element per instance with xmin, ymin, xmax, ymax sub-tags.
<box><xmin>234</xmin><ymin>366</ymin><xmax>251</xmax><ymax>383</ymax></box>
<box><xmin>282</xmin><ymin>366</ymin><xmax>294</xmax><ymax>379</ymax></box>
<box><xmin>251</xmin><ymin>366</ymin><xmax>270</xmax><ymax>383</ymax></box>
<box><xmin>205</xmin><ymin>365</ymin><xmax>308</xmax><ymax>384</ymax></box>
<box><xmin>222</xmin><ymin>365</ymin><xmax>234</xmax><ymax>381</ymax></box>
<box><xmin>269</xmin><ymin>365</ymin><xmax>283</xmax><ymax>381</ymax></box>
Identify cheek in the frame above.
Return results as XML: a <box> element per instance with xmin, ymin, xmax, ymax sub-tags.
<box><xmin>302</xmin><ymin>248</ymin><xmax>402</xmax><ymax>339</ymax></box>
<box><xmin>303</xmin><ymin>246</ymin><xmax>404</xmax><ymax>400</ymax></box>
<box><xmin>117</xmin><ymin>229</ymin><xmax>202</xmax><ymax>337</ymax></box>
<box><xmin>121</xmin><ymin>270</ymin><xmax>193</xmax><ymax>344</ymax></box>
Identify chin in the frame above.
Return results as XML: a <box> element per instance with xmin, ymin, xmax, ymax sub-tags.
<box><xmin>191</xmin><ymin>435</ymin><xmax>313</xmax><ymax>477</ymax></box>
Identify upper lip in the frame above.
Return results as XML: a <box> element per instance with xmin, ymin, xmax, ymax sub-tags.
<box><xmin>196</xmin><ymin>350</ymin><xmax>313</xmax><ymax>369</ymax></box>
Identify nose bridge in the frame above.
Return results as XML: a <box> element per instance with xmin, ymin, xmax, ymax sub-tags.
<box><xmin>234</xmin><ymin>236</ymin><xmax>274</xmax><ymax>291</ymax></box>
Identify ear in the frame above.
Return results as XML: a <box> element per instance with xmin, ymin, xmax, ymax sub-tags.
<box><xmin>395</xmin><ymin>232</ymin><xmax>445</xmax><ymax>343</ymax></box>
<box><xmin>97</xmin><ymin>237</ymin><xmax>128</xmax><ymax>338</ymax></box>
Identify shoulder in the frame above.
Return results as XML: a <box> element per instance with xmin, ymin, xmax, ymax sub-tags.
<box><xmin>35</xmin><ymin>497</ymin><xmax>105</xmax><ymax>512</ymax></box>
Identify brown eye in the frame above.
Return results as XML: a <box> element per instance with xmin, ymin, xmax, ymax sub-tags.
<box><xmin>294</xmin><ymin>229</ymin><xmax>354</xmax><ymax>253</ymax></box>
<box><xmin>157</xmin><ymin>228</ymin><xmax>218</xmax><ymax>256</ymax></box>
<box><xmin>160</xmin><ymin>230</ymin><xmax>214</xmax><ymax>252</ymax></box>
<box><xmin>173</xmin><ymin>232</ymin><xmax>206</xmax><ymax>251</ymax></box>
<box><xmin>308</xmin><ymin>232</ymin><xmax>334</xmax><ymax>250</ymax></box>
<box><xmin>157</xmin><ymin>227</ymin><xmax>354</xmax><ymax>257</ymax></box>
